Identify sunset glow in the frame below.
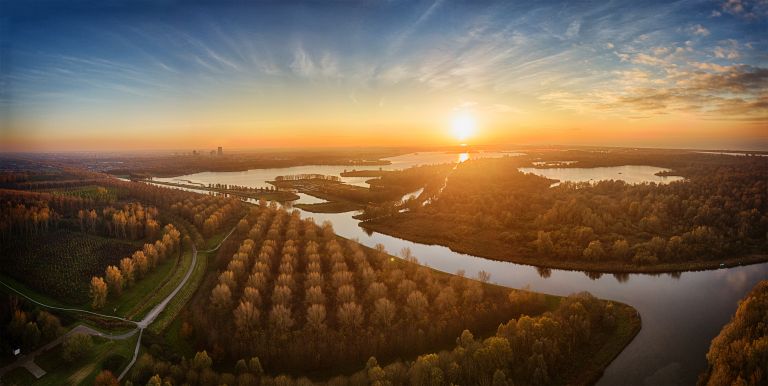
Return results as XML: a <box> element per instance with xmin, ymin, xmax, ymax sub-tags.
<box><xmin>0</xmin><ymin>2</ymin><xmax>766</xmax><ymax>384</ymax></box>
<box><xmin>451</xmin><ymin>113</ymin><xmax>477</xmax><ymax>143</ymax></box>
<box><xmin>0</xmin><ymin>0</ymin><xmax>766</xmax><ymax>151</ymax></box>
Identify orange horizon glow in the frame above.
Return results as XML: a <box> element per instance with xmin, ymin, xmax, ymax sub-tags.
<box><xmin>2</xmin><ymin>1</ymin><xmax>766</xmax><ymax>153</ymax></box>
<box><xmin>3</xmin><ymin>106</ymin><xmax>766</xmax><ymax>152</ymax></box>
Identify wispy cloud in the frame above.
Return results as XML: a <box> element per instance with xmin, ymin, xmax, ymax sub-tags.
<box><xmin>289</xmin><ymin>45</ymin><xmax>339</xmax><ymax>79</ymax></box>
<box><xmin>3</xmin><ymin>0</ymin><xmax>766</xmax><ymax>128</ymax></box>
<box><xmin>386</xmin><ymin>0</ymin><xmax>445</xmax><ymax>57</ymax></box>
<box><xmin>719</xmin><ymin>0</ymin><xmax>768</xmax><ymax>20</ymax></box>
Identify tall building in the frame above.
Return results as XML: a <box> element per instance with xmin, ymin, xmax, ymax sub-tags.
<box><xmin>217</xmin><ymin>146</ymin><xmax>223</xmax><ymax>156</ymax></box>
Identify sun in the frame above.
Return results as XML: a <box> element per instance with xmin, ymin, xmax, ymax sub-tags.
<box><xmin>451</xmin><ymin>112</ymin><xmax>476</xmax><ymax>142</ymax></box>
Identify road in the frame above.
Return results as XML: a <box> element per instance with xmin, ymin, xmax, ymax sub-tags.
<box><xmin>0</xmin><ymin>221</ymin><xmax>240</xmax><ymax>384</ymax></box>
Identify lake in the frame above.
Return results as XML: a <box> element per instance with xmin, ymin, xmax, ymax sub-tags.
<box><xmin>518</xmin><ymin>165</ymin><xmax>684</xmax><ymax>185</ymax></box>
<box><xmin>155</xmin><ymin>151</ymin><xmax>520</xmax><ymax>189</ymax></box>
<box><xmin>147</xmin><ymin>153</ymin><xmax>764</xmax><ymax>385</ymax></box>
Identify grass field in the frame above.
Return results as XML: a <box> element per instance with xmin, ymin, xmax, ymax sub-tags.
<box><xmin>0</xmin><ymin>274</ymin><xmax>72</xmax><ymax>309</ymax></box>
<box><xmin>45</xmin><ymin>185</ymin><xmax>126</xmax><ymax>204</ymax></box>
<box><xmin>103</xmin><ymin>251</ymin><xmax>180</xmax><ymax>319</ymax></box>
<box><xmin>128</xmin><ymin>248</ymin><xmax>192</xmax><ymax>322</ymax></box>
<box><xmin>147</xmin><ymin>236</ymin><xmax>222</xmax><ymax>335</ymax></box>
<box><xmin>33</xmin><ymin>334</ymin><xmax>138</xmax><ymax>386</ymax></box>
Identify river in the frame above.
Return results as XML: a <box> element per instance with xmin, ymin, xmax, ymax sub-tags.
<box><xmin>146</xmin><ymin>152</ymin><xmax>767</xmax><ymax>386</ymax></box>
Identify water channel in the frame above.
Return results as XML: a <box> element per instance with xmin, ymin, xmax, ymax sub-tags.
<box><xmin>147</xmin><ymin>152</ymin><xmax>767</xmax><ymax>386</ymax></box>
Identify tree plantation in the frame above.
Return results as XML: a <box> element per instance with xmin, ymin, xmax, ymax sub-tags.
<box><xmin>90</xmin><ymin>224</ymin><xmax>181</xmax><ymax>309</ymax></box>
<box><xmin>2</xmin><ymin>148</ymin><xmax>765</xmax><ymax>386</ymax></box>
<box><xmin>184</xmin><ymin>205</ymin><xmax>533</xmax><ymax>372</ymax></box>
<box><xmin>3</xmin><ymin>0</ymin><xmax>767</xmax><ymax>381</ymax></box>
<box><xmin>127</xmin><ymin>291</ymin><xmax>639</xmax><ymax>385</ymax></box>
<box><xmin>126</xmin><ymin>203</ymin><xmax>640</xmax><ymax>385</ymax></box>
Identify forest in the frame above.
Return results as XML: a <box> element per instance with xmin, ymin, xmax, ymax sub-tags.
<box><xmin>699</xmin><ymin>280</ymin><xmax>768</xmax><ymax>386</ymax></box>
<box><xmin>0</xmin><ymin>167</ymin><xmax>243</xmax><ymax>305</ymax></box>
<box><xmin>361</xmin><ymin>153</ymin><xmax>768</xmax><ymax>272</ymax></box>
<box><xmin>128</xmin><ymin>290</ymin><xmax>639</xmax><ymax>386</ymax></box>
<box><xmin>0</xmin><ymin>164</ymin><xmax>642</xmax><ymax>385</ymax></box>
<box><xmin>124</xmin><ymin>203</ymin><xmax>640</xmax><ymax>385</ymax></box>
<box><xmin>17</xmin><ymin>152</ymin><xmax>768</xmax><ymax>385</ymax></box>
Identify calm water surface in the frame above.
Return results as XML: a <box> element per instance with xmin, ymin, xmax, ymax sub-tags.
<box><xmin>518</xmin><ymin>165</ymin><xmax>684</xmax><ymax>185</ymax></box>
<box><xmin>295</xmin><ymin>211</ymin><xmax>767</xmax><ymax>386</ymax></box>
<box><xmin>155</xmin><ymin>151</ymin><xmax>519</xmax><ymax>188</ymax></box>
<box><xmin>153</xmin><ymin>154</ymin><xmax>766</xmax><ymax>386</ymax></box>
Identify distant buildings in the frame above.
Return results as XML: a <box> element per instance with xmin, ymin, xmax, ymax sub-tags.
<box><xmin>190</xmin><ymin>147</ymin><xmax>223</xmax><ymax>156</ymax></box>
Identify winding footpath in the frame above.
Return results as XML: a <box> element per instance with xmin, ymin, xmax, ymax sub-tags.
<box><xmin>0</xmin><ymin>281</ymin><xmax>135</xmax><ymax>325</ymax></box>
<box><xmin>116</xmin><ymin>244</ymin><xmax>198</xmax><ymax>380</ymax></box>
<box><xmin>0</xmin><ymin>222</ymin><xmax>239</xmax><ymax>384</ymax></box>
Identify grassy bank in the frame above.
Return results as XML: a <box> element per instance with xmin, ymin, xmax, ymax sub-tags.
<box><xmin>146</xmin><ymin>228</ymin><xmax>230</xmax><ymax>335</ymax></box>
<box><xmin>118</xmin><ymin>247</ymin><xmax>190</xmax><ymax>321</ymax></box>
<box><xmin>103</xmin><ymin>251</ymin><xmax>180</xmax><ymax>319</ymax></box>
<box><xmin>1</xmin><ymin>334</ymin><xmax>139</xmax><ymax>386</ymax></box>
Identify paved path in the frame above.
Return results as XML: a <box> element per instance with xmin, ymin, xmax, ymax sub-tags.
<box><xmin>118</xmin><ymin>329</ymin><xmax>143</xmax><ymax>380</ymax></box>
<box><xmin>137</xmin><ymin>244</ymin><xmax>198</xmax><ymax>329</ymax></box>
<box><xmin>0</xmin><ymin>220</ymin><xmax>240</xmax><ymax>384</ymax></box>
<box><xmin>119</xmin><ymin>221</ymin><xmax>238</xmax><ymax>380</ymax></box>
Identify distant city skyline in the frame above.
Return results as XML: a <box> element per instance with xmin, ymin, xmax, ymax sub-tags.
<box><xmin>1</xmin><ymin>0</ymin><xmax>766</xmax><ymax>151</ymax></box>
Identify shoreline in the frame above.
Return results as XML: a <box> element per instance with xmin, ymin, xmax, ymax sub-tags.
<box><xmin>360</xmin><ymin>221</ymin><xmax>768</xmax><ymax>274</ymax></box>
<box><xmin>137</xmin><ymin>179</ymin><xmax>300</xmax><ymax>202</ymax></box>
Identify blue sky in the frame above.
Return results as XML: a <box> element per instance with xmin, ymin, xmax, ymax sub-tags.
<box><xmin>1</xmin><ymin>0</ymin><xmax>766</xmax><ymax>150</ymax></box>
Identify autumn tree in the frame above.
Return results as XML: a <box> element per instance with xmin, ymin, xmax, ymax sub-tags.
<box><xmin>133</xmin><ymin>251</ymin><xmax>149</xmax><ymax>278</ymax></box>
<box><xmin>337</xmin><ymin>302</ymin><xmax>364</xmax><ymax>330</ymax></box>
<box><xmin>89</xmin><ymin>276</ymin><xmax>108</xmax><ymax>309</ymax></box>
<box><xmin>583</xmin><ymin>240</ymin><xmax>606</xmax><ymax>261</ymax></box>
<box><xmin>700</xmin><ymin>280</ymin><xmax>768</xmax><ymax>386</ymax></box>
<box><xmin>61</xmin><ymin>332</ymin><xmax>93</xmax><ymax>362</ymax></box>
<box><xmin>94</xmin><ymin>370</ymin><xmax>120</xmax><ymax>386</ymax></box>
<box><xmin>120</xmin><ymin>257</ymin><xmax>135</xmax><ymax>287</ymax></box>
<box><xmin>210</xmin><ymin>283</ymin><xmax>233</xmax><ymax>315</ymax></box>
<box><xmin>37</xmin><ymin>311</ymin><xmax>62</xmax><ymax>341</ymax></box>
<box><xmin>105</xmin><ymin>265</ymin><xmax>124</xmax><ymax>297</ymax></box>
<box><xmin>306</xmin><ymin>304</ymin><xmax>327</xmax><ymax>330</ymax></box>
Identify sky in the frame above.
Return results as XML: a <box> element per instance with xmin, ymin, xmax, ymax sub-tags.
<box><xmin>0</xmin><ymin>0</ymin><xmax>766</xmax><ymax>152</ymax></box>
